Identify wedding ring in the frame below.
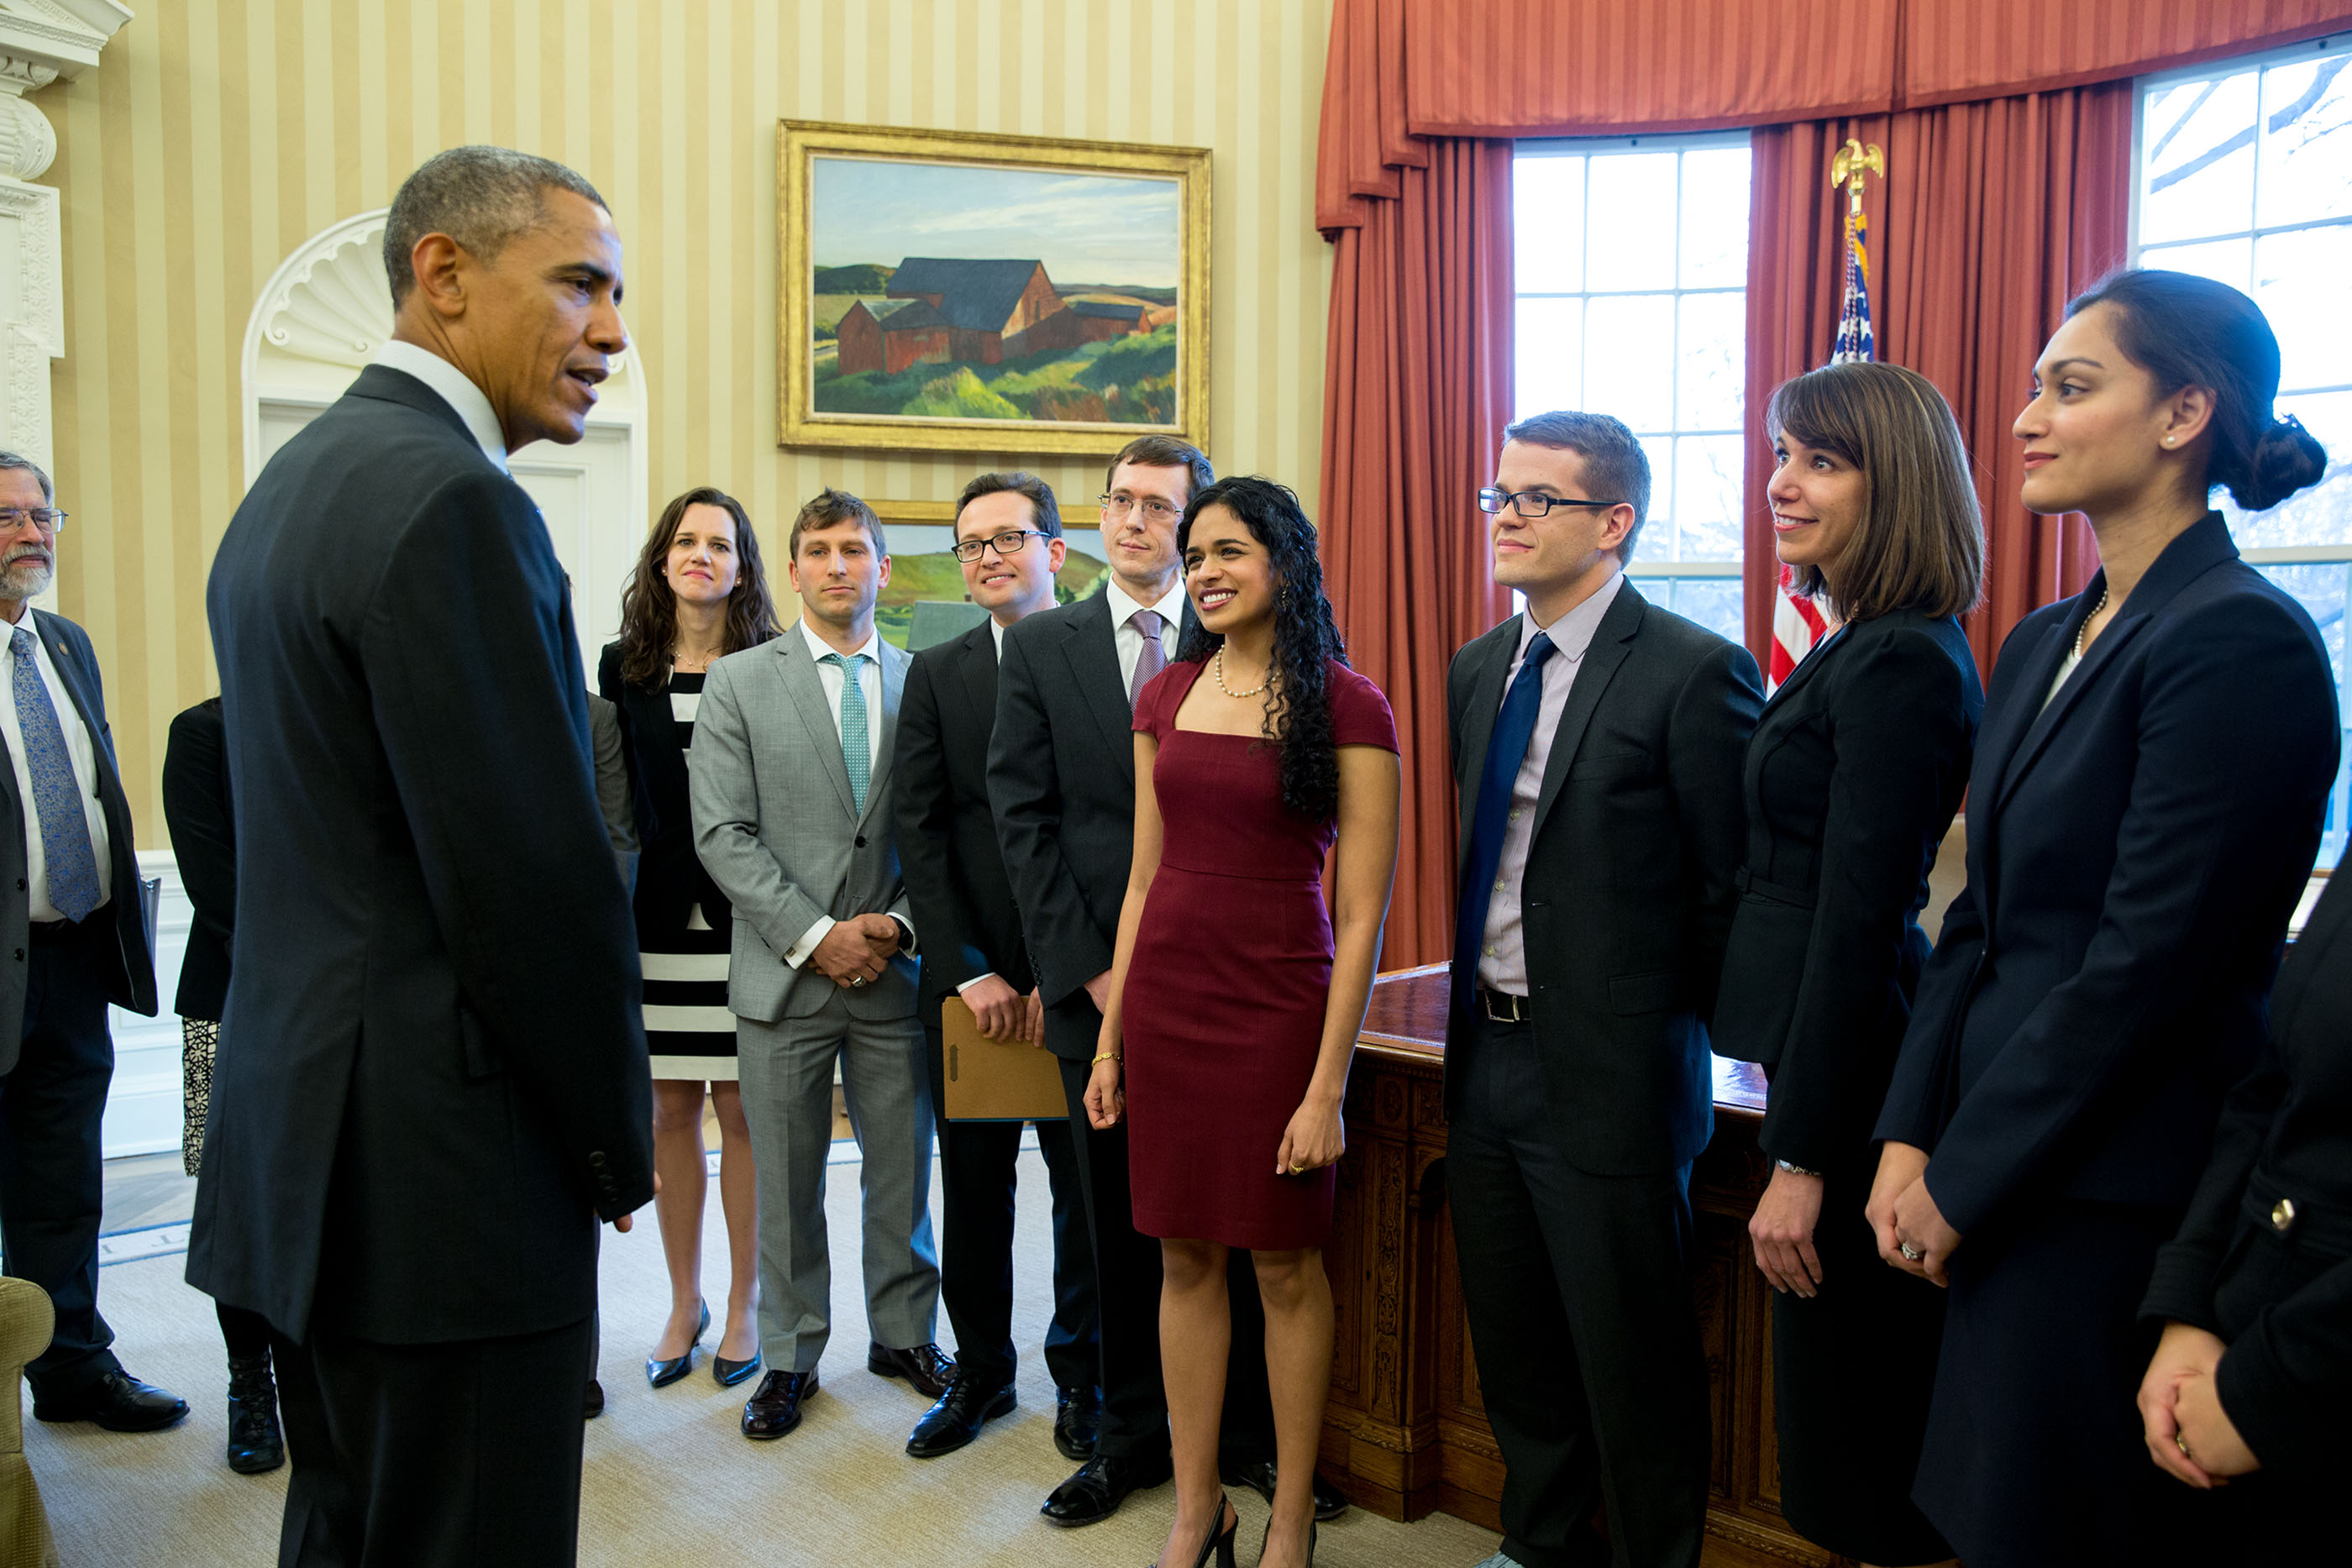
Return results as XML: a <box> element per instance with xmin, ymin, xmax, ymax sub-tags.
<box><xmin>2176</xmin><ymin>1434</ymin><xmax>2194</xmax><ymax>1459</ymax></box>
<box><xmin>850</xmin><ymin>975</ymin><xmax>868</xmax><ymax>987</ymax></box>
<box><xmin>1898</xmin><ymin>1241</ymin><xmax>1924</xmax><ymax>1261</ymax></box>
<box><xmin>1289</xmin><ymin>1162</ymin><xmax>1306</xmax><ymax>1173</ymax></box>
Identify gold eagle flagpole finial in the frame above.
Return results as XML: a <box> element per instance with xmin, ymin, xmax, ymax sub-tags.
<box><xmin>1831</xmin><ymin>138</ymin><xmax>1885</xmax><ymax>214</ymax></box>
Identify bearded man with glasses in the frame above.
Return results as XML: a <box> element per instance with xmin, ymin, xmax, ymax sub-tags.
<box><xmin>0</xmin><ymin>452</ymin><xmax>180</xmax><ymax>1436</ymax></box>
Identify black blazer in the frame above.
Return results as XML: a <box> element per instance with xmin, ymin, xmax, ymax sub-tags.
<box><xmin>1877</xmin><ymin>515</ymin><xmax>2339</xmax><ymax>1238</ymax></box>
<box><xmin>597</xmin><ymin>641</ymin><xmax>729</xmax><ymax>941</ymax></box>
<box><xmin>2142</xmin><ymin>868</ymin><xmax>2352</xmax><ymax>1479</ymax></box>
<box><xmin>989</xmin><ymin>589</ymin><xmax>1194</xmax><ymax>1062</ymax></box>
<box><xmin>1713</xmin><ymin>611</ymin><xmax>1982</xmax><ymax>1173</ymax></box>
<box><xmin>0</xmin><ymin>611</ymin><xmax>158</xmax><ymax>1075</ymax></box>
<box><xmin>161</xmin><ymin>698</ymin><xmax>234</xmax><ymax>1022</ymax></box>
<box><xmin>895</xmin><ymin>619</ymin><xmax>1033</xmax><ymax>1029</ymax></box>
<box><xmin>1445</xmin><ymin>581</ymin><xmax>1763</xmax><ymax>1174</ymax></box>
<box><xmin>189</xmin><ymin>363</ymin><xmax>655</xmax><ymax>1345</ymax></box>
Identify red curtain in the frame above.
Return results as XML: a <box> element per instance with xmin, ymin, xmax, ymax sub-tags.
<box><xmin>1740</xmin><ymin>86</ymin><xmax>2134</xmax><ymax>678</ymax></box>
<box><xmin>1902</xmin><ymin>0</ymin><xmax>2352</xmax><ymax>106</ymax></box>
<box><xmin>1319</xmin><ymin>140</ymin><xmax>1515</xmax><ymax>969</ymax></box>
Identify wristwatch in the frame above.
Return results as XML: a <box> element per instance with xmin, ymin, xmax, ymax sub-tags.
<box><xmin>1774</xmin><ymin>1158</ymin><xmax>1824</xmax><ymax>1177</ymax></box>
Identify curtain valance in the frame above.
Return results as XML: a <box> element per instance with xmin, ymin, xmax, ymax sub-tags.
<box><xmin>1319</xmin><ymin>0</ymin><xmax>2352</xmax><ymax>231</ymax></box>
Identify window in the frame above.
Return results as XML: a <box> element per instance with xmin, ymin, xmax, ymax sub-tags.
<box><xmin>1512</xmin><ymin>134</ymin><xmax>1752</xmax><ymax>644</ymax></box>
<box><xmin>2136</xmin><ymin>34</ymin><xmax>2352</xmax><ymax>862</ymax></box>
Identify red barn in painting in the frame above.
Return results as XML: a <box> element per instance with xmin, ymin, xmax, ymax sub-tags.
<box><xmin>885</xmin><ymin>257</ymin><xmax>1066</xmax><ymax>365</ymax></box>
<box><xmin>835</xmin><ymin>297</ymin><xmax>952</xmax><ymax>376</ymax></box>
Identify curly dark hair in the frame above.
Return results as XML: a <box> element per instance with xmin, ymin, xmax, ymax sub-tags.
<box><xmin>1173</xmin><ymin>477</ymin><xmax>1349</xmax><ymax>821</ymax></box>
<box><xmin>616</xmin><ymin>486</ymin><xmax>782</xmax><ymax>689</ymax></box>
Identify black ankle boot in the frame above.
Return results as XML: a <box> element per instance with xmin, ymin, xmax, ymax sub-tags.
<box><xmin>225</xmin><ymin>1354</ymin><xmax>285</xmax><ymax>1474</ymax></box>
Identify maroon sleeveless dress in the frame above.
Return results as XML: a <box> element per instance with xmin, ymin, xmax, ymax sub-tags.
<box><xmin>1121</xmin><ymin>658</ymin><xmax>1398</xmax><ymax>1250</ymax></box>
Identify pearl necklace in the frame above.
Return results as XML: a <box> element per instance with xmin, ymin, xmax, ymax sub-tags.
<box><xmin>2072</xmin><ymin>587</ymin><xmax>2110</xmax><ymax>660</ymax></box>
<box><xmin>1213</xmin><ymin>647</ymin><xmax>1269</xmax><ymax>699</ymax></box>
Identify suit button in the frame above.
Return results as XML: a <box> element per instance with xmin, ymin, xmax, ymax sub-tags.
<box><xmin>9</xmin><ymin>949</ymin><xmax>18</xmax><ymax>962</ymax></box>
<box><xmin>2271</xmin><ymin>1198</ymin><xmax>2297</xmax><ymax>1233</ymax></box>
<box><xmin>12</xmin><ymin>879</ymin><xmax>20</xmax><ymax>891</ymax></box>
<box><xmin>855</xmin><ymin>835</ymin><xmax>868</xmax><ymax>848</ymax></box>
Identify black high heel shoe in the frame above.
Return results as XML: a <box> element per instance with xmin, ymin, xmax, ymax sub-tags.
<box><xmin>1260</xmin><ymin>1516</ymin><xmax>1316</xmax><ymax>1567</ymax></box>
<box><xmin>645</xmin><ymin>1299</ymin><xmax>710</xmax><ymax>1389</ymax></box>
<box><xmin>1154</xmin><ymin>1492</ymin><xmax>1236</xmax><ymax>1568</ymax></box>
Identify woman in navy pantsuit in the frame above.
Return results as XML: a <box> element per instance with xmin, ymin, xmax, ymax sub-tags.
<box><xmin>1867</xmin><ymin>270</ymin><xmax>2336</xmax><ymax>1568</ymax></box>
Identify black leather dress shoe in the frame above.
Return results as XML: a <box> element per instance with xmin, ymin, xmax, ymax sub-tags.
<box><xmin>741</xmin><ymin>1368</ymin><xmax>818</xmax><ymax>1440</ymax></box>
<box><xmin>1039</xmin><ymin>1449</ymin><xmax>1174</xmax><ymax>1527</ymax></box>
<box><xmin>867</xmin><ymin>1341</ymin><xmax>954</xmax><ymax>1399</ymax></box>
<box><xmin>906</xmin><ymin>1374</ymin><xmax>1016</xmax><ymax>1458</ymax></box>
<box><xmin>1220</xmin><ymin>1455</ymin><xmax>1349</xmax><ymax>1521</ymax></box>
<box><xmin>583</xmin><ymin>1379</ymin><xmax>605</xmax><ymax>1420</ymax></box>
<box><xmin>1053</xmin><ymin>1384</ymin><xmax>1100</xmax><ymax>1461</ymax></box>
<box><xmin>32</xmin><ymin>1370</ymin><xmax>189</xmax><ymax>1433</ymax></box>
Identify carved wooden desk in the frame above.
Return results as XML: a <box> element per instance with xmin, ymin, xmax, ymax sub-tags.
<box><xmin>1319</xmin><ymin>965</ymin><xmax>1846</xmax><ymax>1567</ymax></box>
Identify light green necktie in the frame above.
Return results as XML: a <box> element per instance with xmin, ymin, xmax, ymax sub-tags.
<box><xmin>820</xmin><ymin>650</ymin><xmax>871</xmax><ymax>814</ymax></box>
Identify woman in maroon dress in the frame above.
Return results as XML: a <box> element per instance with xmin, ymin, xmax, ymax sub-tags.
<box><xmin>1087</xmin><ymin>477</ymin><xmax>1401</xmax><ymax>1568</ymax></box>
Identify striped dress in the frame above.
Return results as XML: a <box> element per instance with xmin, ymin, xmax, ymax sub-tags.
<box><xmin>643</xmin><ymin>670</ymin><xmax>738</xmax><ymax>1081</ymax></box>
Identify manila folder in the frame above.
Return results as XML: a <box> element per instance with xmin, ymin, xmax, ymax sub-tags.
<box><xmin>942</xmin><ymin>998</ymin><xmax>1068</xmax><ymax>1121</ymax></box>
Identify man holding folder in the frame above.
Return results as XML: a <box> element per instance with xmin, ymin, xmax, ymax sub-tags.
<box><xmin>892</xmin><ymin>472</ymin><xmax>1100</xmax><ymax>1460</ymax></box>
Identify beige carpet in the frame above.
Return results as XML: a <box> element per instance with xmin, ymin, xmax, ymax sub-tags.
<box><xmin>30</xmin><ymin>1141</ymin><xmax>1499</xmax><ymax>1567</ymax></box>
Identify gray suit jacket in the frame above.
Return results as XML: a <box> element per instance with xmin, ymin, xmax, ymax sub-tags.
<box><xmin>585</xmin><ymin>690</ymin><xmax>638</xmax><ymax>893</ymax></box>
<box><xmin>0</xmin><ymin>610</ymin><xmax>158</xmax><ymax>1072</ymax></box>
<box><xmin>690</xmin><ymin>627</ymin><xmax>918</xmax><ymax>1023</ymax></box>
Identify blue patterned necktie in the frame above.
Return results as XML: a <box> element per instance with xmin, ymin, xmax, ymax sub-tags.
<box><xmin>820</xmin><ymin>650</ymin><xmax>872</xmax><ymax>815</ymax></box>
<box><xmin>1453</xmin><ymin>632</ymin><xmax>1556</xmax><ymax>994</ymax></box>
<box><xmin>12</xmin><ymin>627</ymin><xmax>101</xmax><ymax>922</ymax></box>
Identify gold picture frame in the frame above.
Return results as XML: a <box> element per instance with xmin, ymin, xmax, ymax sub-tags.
<box><xmin>778</xmin><ymin>119</ymin><xmax>1211</xmax><ymax>456</ymax></box>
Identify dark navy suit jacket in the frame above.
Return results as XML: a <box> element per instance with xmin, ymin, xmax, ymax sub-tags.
<box><xmin>1878</xmin><ymin>515</ymin><xmax>2339</xmax><ymax>1237</ymax></box>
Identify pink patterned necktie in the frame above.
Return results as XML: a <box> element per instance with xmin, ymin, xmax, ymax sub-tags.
<box><xmin>1128</xmin><ymin>609</ymin><xmax>1166</xmax><ymax>712</ymax></box>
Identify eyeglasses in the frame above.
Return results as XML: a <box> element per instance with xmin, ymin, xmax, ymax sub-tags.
<box><xmin>950</xmin><ymin>529</ymin><xmax>1051</xmax><ymax>563</ymax></box>
<box><xmin>1099</xmin><ymin>494</ymin><xmax>1181</xmax><ymax>524</ymax></box>
<box><xmin>0</xmin><ymin>508</ymin><xmax>66</xmax><ymax>535</ymax></box>
<box><xmin>1476</xmin><ymin>488</ymin><xmax>1622</xmax><ymax>519</ymax></box>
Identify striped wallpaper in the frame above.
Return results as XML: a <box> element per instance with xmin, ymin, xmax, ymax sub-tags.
<box><xmin>34</xmin><ymin>0</ymin><xmax>1335</xmax><ymax>843</ymax></box>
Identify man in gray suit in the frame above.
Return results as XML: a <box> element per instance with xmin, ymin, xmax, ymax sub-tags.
<box><xmin>691</xmin><ymin>487</ymin><xmax>949</xmax><ymax>1440</ymax></box>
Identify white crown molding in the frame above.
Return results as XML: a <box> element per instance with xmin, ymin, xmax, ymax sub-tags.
<box><xmin>0</xmin><ymin>1</ymin><xmax>129</xmax><ymax>80</ymax></box>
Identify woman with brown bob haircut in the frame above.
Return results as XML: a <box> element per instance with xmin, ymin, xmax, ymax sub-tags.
<box><xmin>1712</xmin><ymin>360</ymin><xmax>1985</xmax><ymax>1566</ymax></box>
<box><xmin>598</xmin><ymin>486</ymin><xmax>782</xmax><ymax>1391</ymax></box>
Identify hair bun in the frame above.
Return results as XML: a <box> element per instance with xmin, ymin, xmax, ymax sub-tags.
<box><xmin>2229</xmin><ymin>413</ymin><xmax>2330</xmax><ymax>512</ymax></box>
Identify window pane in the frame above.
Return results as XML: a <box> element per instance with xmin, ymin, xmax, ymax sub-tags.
<box><xmin>2140</xmin><ymin>71</ymin><xmax>2259</xmax><ymax>243</ymax></box>
<box><xmin>1674</xmin><ymin>434</ymin><xmax>1746</xmax><ymax>561</ymax></box>
<box><xmin>2255</xmin><ymin>561</ymin><xmax>2351</xmax><ymax>869</ymax></box>
<box><xmin>1632</xmin><ymin>433</ymin><xmax>1676</xmax><ymax>564</ymax></box>
<box><xmin>1586</xmin><ymin>153</ymin><xmax>1680</xmax><ymax>292</ymax></box>
<box><xmin>1676</xmin><ymin>291</ymin><xmax>1745</xmax><ymax>430</ymax></box>
<box><xmin>1584</xmin><ymin>293</ymin><xmax>1675</xmax><ymax>430</ymax></box>
<box><xmin>1678</xmin><ymin>148</ymin><xmax>1751</xmax><ymax>288</ymax></box>
<box><xmin>2136</xmin><ymin>235</ymin><xmax>2255</xmax><ymax>293</ymax></box>
<box><xmin>1515</xmin><ymin>155</ymin><xmax>1587</xmax><ymax>294</ymax></box>
<box><xmin>2258</xmin><ymin>55</ymin><xmax>2352</xmax><ymax>228</ymax></box>
<box><xmin>2256</xmin><ymin>226</ymin><xmax>2352</xmax><ymax>393</ymax></box>
<box><xmin>1515</xmin><ymin>296</ymin><xmax>1583</xmax><ymax>421</ymax></box>
<box><xmin>1670</xmin><ymin>578</ymin><xmax>1746</xmax><ymax>644</ymax></box>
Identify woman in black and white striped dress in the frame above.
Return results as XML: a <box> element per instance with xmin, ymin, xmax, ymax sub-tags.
<box><xmin>601</xmin><ymin>486</ymin><xmax>781</xmax><ymax>1388</ymax></box>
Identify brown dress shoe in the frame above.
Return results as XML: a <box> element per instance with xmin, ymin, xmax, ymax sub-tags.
<box><xmin>866</xmin><ymin>1341</ymin><xmax>954</xmax><ymax>1399</ymax></box>
<box><xmin>741</xmin><ymin>1368</ymin><xmax>818</xmax><ymax>1439</ymax></box>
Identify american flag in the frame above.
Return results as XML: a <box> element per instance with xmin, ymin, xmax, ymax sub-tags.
<box><xmin>1771</xmin><ymin>180</ymin><xmax>1874</xmax><ymax>685</ymax></box>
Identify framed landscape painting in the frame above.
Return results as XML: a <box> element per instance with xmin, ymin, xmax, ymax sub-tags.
<box><xmin>778</xmin><ymin>120</ymin><xmax>1210</xmax><ymax>455</ymax></box>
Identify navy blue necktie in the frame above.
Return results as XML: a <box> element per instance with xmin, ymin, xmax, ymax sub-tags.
<box><xmin>1455</xmin><ymin>632</ymin><xmax>1556</xmax><ymax>991</ymax></box>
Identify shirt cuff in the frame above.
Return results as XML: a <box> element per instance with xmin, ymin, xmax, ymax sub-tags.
<box><xmin>783</xmin><ymin>915</ymin><xmax>833</xmax><ymax>970</ymax></box>
<box><xmin>891</xmin><ymin>915</ymin><xmax>917</xmax><ymax>957</ymax></box>
<box><xmin>953</xmin><ymin>972</ymin><xmax>1001</xmax><ymax>997</ymax></box>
